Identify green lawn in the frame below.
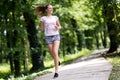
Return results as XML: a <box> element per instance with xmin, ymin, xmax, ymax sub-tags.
<box><xmin>107</xmin><ymin>56</ymin><xmax>120</xmax><ymax>80</ymax></box>
<box><xmin>44</xmin><ymin>48</ymin><xmax>91</xmax><ymax>67</ymax></box>
<box><xmin>0</xmin><ymin>48</ymin><xmax>91</xmax><ymax>80</ymax></box>
<box><xmin>0</xmin><ymin>63</ymin><xmax>10</xmax><ymax>79</ymax></box>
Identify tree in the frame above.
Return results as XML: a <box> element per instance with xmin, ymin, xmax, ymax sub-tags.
<box><xmin>70</xmin><ymin>18</ymin><xmax>84</xmax><ymax>50</ymax></box>
<box><xmin>22</xmin><ymin>0</ymin><xmax>44</xmax><ymax>71</ymax></box>
<box><xmin>102</xmin><ymin>0</ymin><xmax>120</xmax><ymax>52</ymax></box>
<box><xmin>88</xmin><ymin>0</ymin><xmax>120</xmax><ymax>52</ymax></box>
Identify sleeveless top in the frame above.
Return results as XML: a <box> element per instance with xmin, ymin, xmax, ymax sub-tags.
<box><xmin>40</xmin><ymin>16</ymin><xmax>59</xmax><ymax>36</ymax></box>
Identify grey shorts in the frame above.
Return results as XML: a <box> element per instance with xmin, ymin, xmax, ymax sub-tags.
<box><xmin>45</xmin><ymin>34</ymin><xmax>60</xmax><ymax>45</ymax></box>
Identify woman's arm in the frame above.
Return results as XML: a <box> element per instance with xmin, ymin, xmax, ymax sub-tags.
<box><xmin>55</xmin><ymin>19</ymin><xmax>61</xmax><ymax>30</ymax></box>
<box><xmin>40</xmin><ymin>21</ymin><xmax>44</xmax><ymax>31</ymax></box>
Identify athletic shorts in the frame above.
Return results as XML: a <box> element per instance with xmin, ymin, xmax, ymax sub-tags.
<box><xmin>45</xmin><ymin>34</ymin><xmax>60</xmax><ymax>45</ymax></box>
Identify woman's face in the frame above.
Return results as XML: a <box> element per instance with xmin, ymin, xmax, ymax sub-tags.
<box><xmin>46</xmin><ymin>5</ymin><xmax>53</xmax><ymax>14</ymax></box>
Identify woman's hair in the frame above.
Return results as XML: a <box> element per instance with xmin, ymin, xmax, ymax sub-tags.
<box><xmin>34</xmin><ymin>4</ymin><xmax>50</xmax><ymax>16</ymax></box>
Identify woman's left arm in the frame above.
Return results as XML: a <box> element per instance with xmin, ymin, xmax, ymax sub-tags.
<box><xmin>56</xmin><ymin>19</ymin><xmax>61</xmax><ymax>30</ymax></box>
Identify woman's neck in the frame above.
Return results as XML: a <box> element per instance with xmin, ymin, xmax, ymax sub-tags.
<box><xmin>47</xmin><ymin>14</ymin><xmax>52</xmax><ymax>17</ymax></box>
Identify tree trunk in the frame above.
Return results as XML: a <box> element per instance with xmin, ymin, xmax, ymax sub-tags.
<box><xmin>23</xmin><ymin>12</ymin><xmax>44</xmax><ymax>71</ymax></box>
<box><xmin>6</xmin><ymin>26</ymin><xmax>14</xmax><ymax>74</ymax></box>
<box><xmin>6</xmin><ymin>14</ymin><xmax>14</xmax><ymax>74</ymax></box>
<box><xmin>13</xmin><ymin>30</ymin><xmax>21</xmax><ymax>77</ymax></box>
<box><xmin>22</xmin><ymin>0</ymin><xmax>44</xmax><ymax>71</ymax></box>
<box><xmin>94</xmin><ymin>33</ymin><xmax>99</xmax><ymax>49</ymax></box>
<box><xmin>13</xmin><ymin>52</ymin><xmax>21</xmax><ymax>77</ymax></box>
<box><xmin>0</xmin><ymin>53</ymin><xmax>2</xmax><ymax>63</ymax></box>
<box><xmin>103</xmin><ymin>4</ymin><xmax>119</xmax><ymax>53</ymax></box>
<box><xmin>23</xmin><ymin>51</ymin><xmax>29</xmax><ymax>71</ymax></box>
<box><xmin>84</xmin><ymin>30</ymin><xmax>93</xmax><ymax>49</ymax></box>
<box><xmin>12</xmin><ymin>1</ymin><xmax>21</xmax><ymax>76</ymax></box>
<box><xmin>107</xmin><ymin>21</ymin><xmax>118</xmax><ymax>52</ymax></box>
<box><xmin>102</xmin><ymin>25</ymin><xmax>107</xmax><ymax>48</ymax></box>
<box><xmin>100</xmin><ymin>28</ymin><xmax>107</xmax><ymax>48</ymax></box>
<box><xmin>7</xmin><ymin>53</ymin><xmax>14</xmax><ymax>73</ymax></box>
<box><xmin>70</xmin><ymin>18</ymin><xmax>84</xmax><ymax>50</ymax></box>
<box><xmin>0</xmin><ymin>36</ymin><xmax>3</xmax><ymax>63</ymax></box>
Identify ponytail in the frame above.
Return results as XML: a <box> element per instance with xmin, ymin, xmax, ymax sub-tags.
<box><xmin>34</xmin><ymin>4</ymin><xmax>51</xmax><ymax>16</ymax></box>
<box><xmin>34</xmin><ymin>6</ymin><xmax>46</xmax><ymax>16</ymax></box>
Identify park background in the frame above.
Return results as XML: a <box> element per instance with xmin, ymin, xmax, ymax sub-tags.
<box><xmin>0</xmin><ymin>0</ymin><xmax>120</xmax><ymax>80</ymax></box>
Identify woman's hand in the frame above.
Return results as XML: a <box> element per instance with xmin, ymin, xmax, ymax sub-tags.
<box><xmin>55</xmin><ymin>19</ymin><xmax>61</xmax><ymax>30</ymax></box>
<box><xmin>54</xmin><ymin>25</ymin><xmax>61</xmax><ymax>30</ymax></box>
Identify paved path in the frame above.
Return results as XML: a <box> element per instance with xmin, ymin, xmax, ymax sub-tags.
<box><xmin>34</xmin><ymin>49</ymin><xmax>113</xmax><ymax>80</ymax></box>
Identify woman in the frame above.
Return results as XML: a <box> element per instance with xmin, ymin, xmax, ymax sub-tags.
<box><xmin>35</xmin><ymin>4</ymin><xmax>61</xmax><ymax>78</ymax></box>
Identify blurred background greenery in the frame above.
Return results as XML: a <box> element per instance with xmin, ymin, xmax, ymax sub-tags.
<box><xmin>0</xmin><ymin>0</ymin><xmax>120</xmax><ymax>79</ymax></box>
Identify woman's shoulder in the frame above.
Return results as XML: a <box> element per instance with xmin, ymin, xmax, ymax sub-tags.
<box><xmin>52</xmin><ymin>15</ymin><xmax>58</xmax><ymax>17</ymax></box>
<box><xmin>41</xmin><ymin>16</ymin><xmax>46</xmax><ymax>19</ymax></box>
<box><xmin>40</xmin><ymin>16</ymin><xmax>46</xmax><ymax>21</ymax></box>
<box><xmin>52</xmin><ymin>15</ymin><xmax>58</xmax><ymax>19</ymax></box>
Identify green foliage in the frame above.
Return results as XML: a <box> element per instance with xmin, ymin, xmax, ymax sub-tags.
<box><xmin>0</xmin><ymin>0</ymin><xmax>29</xmax><ymax>55</ymax></box>
<box><xmin>107</xmin><ymin>56</ymin><xmax>120</xmax><ymax>80</ymax></box>
<box><xmin>1</xmin><ymin>0</ymin><xmax>119</xmax><ymax>79</ymax></box>
<box><xmin>0</xmin><ymin>0</ymin><xmax>32</xmax><ymax>77</ymax></box>
<box><xmin>0</xmin><ymin>63</ymin><xmax>10</xmax><ymax>79</ymax></box>
<box><xmin>6</xmin><ymin>70</ymin><xmax>51</xmax><ymax>80</ymax></box>
<box><xmin>43</xmin><ymin>48</ymin><xmax>91</xmax><ymax>67</ymax></box>
<box><xmin>0</xmin><ymin>49</ymin><xmax>91</xmax><ymax>80</ymax></box>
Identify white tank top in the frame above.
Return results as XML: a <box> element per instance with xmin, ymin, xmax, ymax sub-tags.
<box><xmin>40</xmin><ymin>16</ymin><xmax>59</xmax><ymax>36</ymax></box>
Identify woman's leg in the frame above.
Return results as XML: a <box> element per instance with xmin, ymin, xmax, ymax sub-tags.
<box><xmin>47</xmin><ymin>44</ymin><xmax>54</xmax><ymax>58</ymax></box>
<box><xmin>47</xmin><ymin>40</ymin><xmax>60</xmax><ymax>73</ymax></box>
<box><xmin>53</xmin><ymin>40</ymin><xmax>60</xmax><ymax>73</ymax></box>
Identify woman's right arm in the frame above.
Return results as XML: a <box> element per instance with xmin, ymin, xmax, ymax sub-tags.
<box><xmin>40</xmin><ymin>21</ymin><xmax>44</xmax><ymax>31</ymax></box>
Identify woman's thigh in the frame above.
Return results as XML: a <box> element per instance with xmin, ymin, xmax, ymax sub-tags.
<box><xmin>53</xmin><ymin>40</ymin><xmax>60</xmax><ymax>53</ymax></box>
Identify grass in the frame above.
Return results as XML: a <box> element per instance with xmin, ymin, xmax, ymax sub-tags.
<box><xmin>0</xmin><ymin>63</ymin><xmax>10</xmax><ymax>79</ymax></box>
<box><xmin>107</xmin><ymin>56</ymin><xmax>120</xmax><ymax>80</ymax></box>
<box><xmin>44</xmin><ymin>48</ymin><xmax>91</xmax><ymax>67</ymax></box>
<box><xmin>0</xmin><ymin>48</ymin><xmax>91</xmax><ymax>80</ymax></box>
<box><xmin>60</xmin><ymin>48</ymin><xmax>91</xmax><ymax>64</ymax></box>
